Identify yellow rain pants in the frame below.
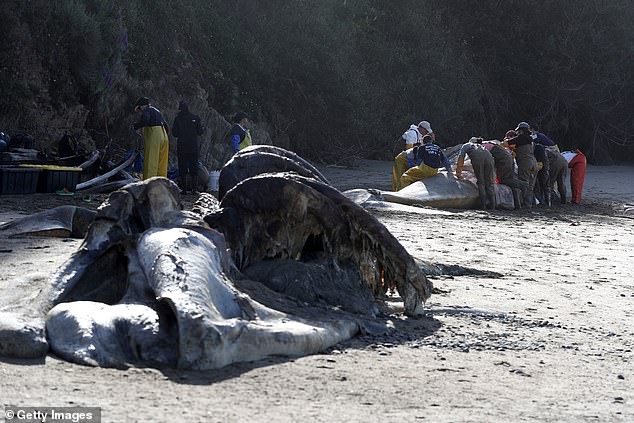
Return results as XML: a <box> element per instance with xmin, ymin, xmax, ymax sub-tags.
<box><xmin>391</xmin><ymin>153</ymin><xmax>409</xmax><ymax>191</ymax></box>
<box><xmin>142</xmin><ymin>125</ymin><xmax>169</xmax><ymax>179</ymax></box>
<box><xmin>399</xmin><ymin>163</ymin><xmax>438</xmax><ymax>189</ymax></box>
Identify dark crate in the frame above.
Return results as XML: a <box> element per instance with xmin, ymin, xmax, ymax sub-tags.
<box><xmin>0</xmin><ymin>167</ymin><xmax>41</xmax><ymax>195</ymax></box>
<box><xmin>38</xmin><ymin>169</ymin><xmax>82</xmax><ymax>193</ymax></box>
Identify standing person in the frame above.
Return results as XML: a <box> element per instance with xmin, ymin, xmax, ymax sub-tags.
<box><xmin>483</xmin><ymin>140</ymin><xmax>528</xmax><ymax>209</ymax></box>
<box><xmin>391</xmin><ymin>141</ymin><xmax>423</xmax><ymax>191</ymax></box>
<box><xmin>399</xmin><ymin>135</ymin><xmax>452</xmax><ymax>188</ymax></box>
<box><xmin>547</xmin><ymin>148</ymin><xmax>568</xmax><ymax>204</ymax></box>
<box><xmin>506</xmin><ymin>122</ymin><xmax>538</xmax><ymax>207</ymax></box>
<box><xmin>533</xmin><ymin>143</ymin><xmax>551</xmax><ymax>207</ymax></box>
<box><xmin>455</xmin><ymin>137</ymin><xmax>496</xmax><ymax>209</ymax></box>
<box><xmin>133</xmin><ymin>97</ymin><xmax>169</xmax><ymax>179</ymax></box>
<box><xmin>229</xmin><ymin>111</ymin><xmax>252</xmax><ymax>153</ymax></box>
<box><xmin>562</xmin><ymin>148</ymin><xmax>587</xmax><ymax>204</ymax></box>
<box><xmin>172</xmin><ymin>101</ymin><xmax>205</xmax><ymax>194</ymax></box>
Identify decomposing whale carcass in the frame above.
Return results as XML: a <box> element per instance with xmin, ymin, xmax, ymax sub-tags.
<box><xmin>217</xmin><ymin>144</ymin><xmax>330</xmax><ymax>199</ymax></box>
<box><xmin>378</xmin><ymin>143</ymin><xmax>515</xmax><ymax>210</ymax></box>
<box><xmin>0</xmin><ymin>205</ymin><xmax>96</xmax><ymax>238</ymax></box>
<box><xmin>379</xmin><ymin>173</ymin><xmax>514</xmax><ymax>210</ymax></box>
<box><xmin>382</xmin><ymin>173</ymin><xmax>481</xmax><ymax>209</ymax></box>
<box><xmin>0</xmin><ymin>147</ymin><xmax>432</xmax><ymax>370</ymax></box>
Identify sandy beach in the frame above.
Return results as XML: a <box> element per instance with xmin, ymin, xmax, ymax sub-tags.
<box><xmin>1</xmin><ymin>162</ymin><xmax>633</xmax><ymax>422</ymax></box>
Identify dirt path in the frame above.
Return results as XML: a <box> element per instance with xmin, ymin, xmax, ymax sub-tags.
<box><xmin>1</xmin><ymin>164</ymin><xmax>633</xmax><ymax>422</ymax></box>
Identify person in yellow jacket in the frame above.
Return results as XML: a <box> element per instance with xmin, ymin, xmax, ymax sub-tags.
<box><xmin>230</xmin><ymin>111</ymin><xmax>253</xmax><ymax>152</ymax></box>
<box><xmin>133</xmin><ymin>97</ymin><xmax>169</xmax><ymax>179</ymax></box>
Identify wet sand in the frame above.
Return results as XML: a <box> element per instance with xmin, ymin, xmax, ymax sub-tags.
<box><xmin>1</xmin><ymin>163</ymin><xmax>633</xmax><ymax>422</ymax></box>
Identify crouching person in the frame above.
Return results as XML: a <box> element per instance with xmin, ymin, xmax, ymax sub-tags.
<box><xmin>399</xmin><ymin>135</ymin><xmax>452</xmax><ymax>189</ymax></box>
<box><xmin>392</xmin><ymin>142</ymin><xmax>423</xmax><ymax>191</ymax></box>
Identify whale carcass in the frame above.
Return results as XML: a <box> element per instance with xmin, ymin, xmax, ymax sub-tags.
<box><xmin>0</xmin><ymin>147</ymin><xmax>432</xmax><ymax>369</ymax></box>
<box><xmin>377</xmin><ymin>143</ymin><xmax>515</xmax><ymax>210</ymax></box>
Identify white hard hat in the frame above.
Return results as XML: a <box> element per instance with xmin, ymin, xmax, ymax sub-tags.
<box><xmin>418</xmin><ymin>121</ymin><xmax>433</xmax><ymax>134</ymax></box>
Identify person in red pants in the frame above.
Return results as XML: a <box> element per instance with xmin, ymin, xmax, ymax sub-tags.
<box><xmin>562</xmin><ymin>149</ymin><xmax>587</xmax><ymax>204</ymax></box>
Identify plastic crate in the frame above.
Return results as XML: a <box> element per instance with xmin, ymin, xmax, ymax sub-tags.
<box><xmin>38</xmin><ymin>168</ymin><xmax>82</xmax><ymax>193</ymax></box>
<box><xmin>0</xmin><ymin>167</ymin><xmax>41</xmax><ymax>195</ymax></box>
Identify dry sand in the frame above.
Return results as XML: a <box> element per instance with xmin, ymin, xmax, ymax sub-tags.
<box><xmin>1</xmin><ymin>162</ymin><xmax>633</xmax><ymax>422</ymax></box>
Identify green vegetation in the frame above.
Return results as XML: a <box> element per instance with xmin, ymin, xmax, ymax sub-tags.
<box><xmin>1</xmin><ymin>0</ymin><xmax>633</xmax><ymax>163</ymax></box>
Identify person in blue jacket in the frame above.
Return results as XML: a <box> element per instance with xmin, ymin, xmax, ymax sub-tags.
<box><xmin>530</xmin><ymin>125</ymin><xmax>560</xmax><ymax>151</ymax></box>
<box><xmin>399</xmin><ymin>135</ymin><xmax>453</xmax><ymax>188</ymax></box>
<box><xmin>229</xmin><ymin>111</ymin><xmax>252</xmax><ymax>153</ymax></box>
<box><xmin>417</xmin><ymin>135</ymin><xmax>453</xmax><ymax>173</ymax></box>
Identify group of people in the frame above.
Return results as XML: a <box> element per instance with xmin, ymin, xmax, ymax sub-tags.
<box><xmin>133</xmin><ymin>97</ymin><xmax>587</xmax><ymax>207</ymax></box>
<box><xmin>392</xmin><ymin>120</ymin><xmax>587</xmax><ymax>209</ymax></box>
<box><xmin>132</xmin><ymin>97</ymin><xmax>252</xmax><ymax>193</ymax></box>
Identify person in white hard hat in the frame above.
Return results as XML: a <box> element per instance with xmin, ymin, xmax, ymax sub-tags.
<box><xmin>392</xmin><ymin>120</ymin><xmax>435</xmax><ymax>156</ymax></box>
<box><xmin>417</xmin><ymin>120</ymin><xmax>434</xmax><ymax>139</ymax></box>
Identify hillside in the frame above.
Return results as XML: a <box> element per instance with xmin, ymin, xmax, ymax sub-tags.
<box><xmin>1</xmin><ymin>0</ymin><xmax>634</xmax><ymax>165</ymax></box>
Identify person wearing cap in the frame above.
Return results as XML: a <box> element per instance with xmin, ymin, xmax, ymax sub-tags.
<box><xmin>506</xmin><ymin>122</ymin><xmax>538</xmax><ymax>207</ymax></box>
<box><xmin>391</xmin><ymin>139</ymin><xmax>424</xmax><ymax>191</ymax></box>
<box><xmin>133</xmin><ymin>97</ymin><xmax>170</xmax><ymax>179</ymax></box>
<box><xmin>229</xmin><ymin>111</ymin><xmax>252</xmax><ymax>153</ymax></box>
<box><xmin>417</xmin><ymin>121</ymin><xmax>434</xmax><ymax>139</ymax></box>
<box><xmin>399</xmin><ymin>135</ymin><xmax>453</xmax><ymax>189</ymax></box>
<box><xmin>455</xmin><ymin>137</ymin><xmax>496</xmax><ymax>209</ymax></box>
<box><xmin>561</xmin><ymin>148</ymin><xmax>587</xmax><ymax>204</ymax></box>
<box><xmin>172</xmin><ymin>101</ymin><xmax>205</xmax><ymax>194</ymax></box>
<box><xmin>392</xmin><ymin>121</ymin><xmax>434</xmax><ymax>156</ymax></box>
<box><xmin>483</xmin><ymin>139</ymin><xmax>528</xmax><ymax>209</ymax></box>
